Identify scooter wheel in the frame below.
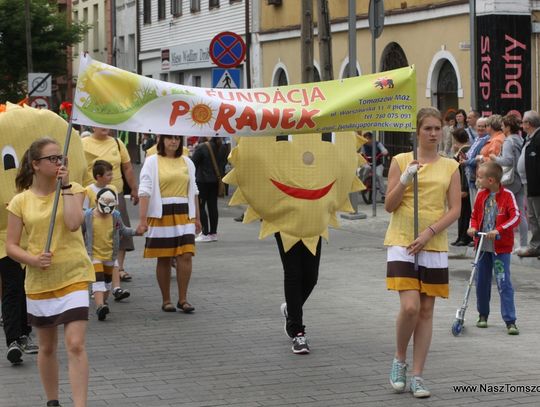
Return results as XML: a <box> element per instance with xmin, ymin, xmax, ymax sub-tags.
<box><xmin>452</xmin><ymin>320</ymin><xmax>463</xmax><ymax>337</ymax></box>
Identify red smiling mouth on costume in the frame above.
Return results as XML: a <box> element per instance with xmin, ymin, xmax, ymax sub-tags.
<box><xmin>270</xmin><ymin>179</ymin><xmax>335</xmax><ymax>200</ymax></box>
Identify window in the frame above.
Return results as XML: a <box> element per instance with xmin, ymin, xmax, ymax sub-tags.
<box><xmin>92</xmin><ymin>4</ymin><xmax>98</xmax><ymax>51</ymax></box>
<box><xmin>83</xmin><ymin>8</ymin><xmax>88</xmax><ymax>51</ymax></box>
<box><xmin>143</xmin><ymin>0</ymin><xmax>151</xmax><ymax>24</ymax></box>
<box><xmin>128</xmin><ymin>34</ymin><xmax>136</xmax><ymax>72</ymax></box>
<box><xmin>73</xmin><ymin>11</ymin><xmax>79</xmax><ymax>55</ymax></box>
<box><xmin>193</xmin><ymin>76</ymin><xmax>201</xmax><ymax>87</ymax></box>
<box><xmin>171</xmin><ymin>0</ymin><xmax>182</xmax><ymax>16</ymax></box>
<box><xmin>209</xmin><ymin>0</ymin><xmax>219</xmax><ymax>9</ymax></box>
<box><xmin>190</xmin><ymin>0</ymin><xmax>200</xmax><ymax>12</ymax></box>
<box><xmin>158</xmin><ymin>0</ymin><xmax>166</xmax><ymax>20</ymax></box>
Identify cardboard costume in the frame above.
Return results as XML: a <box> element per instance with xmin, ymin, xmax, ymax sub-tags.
<box><xmin>224</xmin><ymin>132</ymin><xmax>366</xmax><ymax>254</ymax></box>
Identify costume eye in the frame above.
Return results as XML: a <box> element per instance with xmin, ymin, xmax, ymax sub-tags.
<box><xmin>321</xmin><ymin>132</ymin><xmax>335</xmax><ymax>143</ymax></box>
<box><xmin>2</xmin><ymin>145</ymin><xmax>18</xmax><ymax>170</ymax></box>
<box><xmin>276</xmin><ymin>135</ymin><xmax>292</xmax><ymax>142</ymax></box>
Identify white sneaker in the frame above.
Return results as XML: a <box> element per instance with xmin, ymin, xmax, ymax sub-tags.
<box><xmin>209</xmin><ymin>234</ymin><xmax>218</xmax><ymax>242</ymax></box>
<box><xmin>195</xmin><ymin>234</ymin><xmax>213</xmax><ymax>243</ymax></box>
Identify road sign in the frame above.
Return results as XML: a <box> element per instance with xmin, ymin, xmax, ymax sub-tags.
<box><xmin>30</xmin><ymin>96</ymin><xmax>50</xmax><ymax>110</ymax></box>
<box><xmin>209</xmin><ymin>31</ymin><xmax>246</xmax><ymax>68</ymax></box>
<box><xmin>212</xmin><ymin>68</ymin><xmax>241</xmax><ymax>89</ymax></box>
<box><xmin>28</xmin><ymin>73</ymin><xmax>52</xmax><ymax>97</ymax></box>
<box><xmin>368</xmin><ymin>0</ymin><xmax>385</xmax><ymax>39</ymax></box>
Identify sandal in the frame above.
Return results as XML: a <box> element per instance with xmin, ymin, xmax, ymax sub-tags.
<box><xmin>119</xmin><ymin>269</ymin><xmax>132</xmax><ymax>281</ymax></box>
<box><xmin>161</xmin><ymin>302</ymin><xmax>176</xmax><ymax>312</ymax></box>
<box><xmin>177</xmin><ymin>301</ymin><xmax>195</xmax><ymax>313</ymax></box>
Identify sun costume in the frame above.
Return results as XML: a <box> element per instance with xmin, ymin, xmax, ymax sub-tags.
<box><xmin>224</xmin><ymin>131</ymin><xmax>365</xmax><ymax>353</ymax></box>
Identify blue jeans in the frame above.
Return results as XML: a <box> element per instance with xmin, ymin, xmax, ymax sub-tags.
<box><xmin>475</xmin><ymin>252</ymin><xmax>516</xmax><ymax>324</ymax></box>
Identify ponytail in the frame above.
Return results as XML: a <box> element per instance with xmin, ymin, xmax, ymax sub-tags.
<box><xmin>15</xmin><ymin>149</ymin><xmax>35</xmax><ymax>191</ymax></box>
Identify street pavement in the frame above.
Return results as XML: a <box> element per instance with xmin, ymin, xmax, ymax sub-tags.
<box><xmin>1</xmin><ymin>191</ymin><xmax>539</xmax><ymax>407</ymax></box>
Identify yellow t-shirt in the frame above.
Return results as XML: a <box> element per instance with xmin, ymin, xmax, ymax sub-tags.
<box><xmin>82</xmin><ymin>136</ymin><xmax>130</xmax><ymax>191</ymax></box>
<box><xmin>7</xmin><ymin>183</ymin><xmax>95</xmax><ymax>294</ymax></box>
<box><xmin>158</xmin><ymin>156</ymin><xmax>190</xmax><ymax>198</ymax></box>
<box><xmin>146</xmin><ymin>145</ymin><xmax>189</xmax><ymax>157</ymax></box>
<box><xmin>92</xmin><ymin>213</ymin><xmax>113</xmax><ymax>261</ymax></box>
<box><xmin>84</xmin><ymin>183</ymin><xmax>118</xmax><ymax>209</ymax></box>
<box><xmin>384</xmin><ymin>152</ymin><xmax>459</xmax><ymax>252</ymax></box>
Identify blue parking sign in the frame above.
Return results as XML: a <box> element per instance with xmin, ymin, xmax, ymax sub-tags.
<box><xmin>212</xmin><ymin>68</ymin><xmax>241</xmax><ymax>89</ymax></box>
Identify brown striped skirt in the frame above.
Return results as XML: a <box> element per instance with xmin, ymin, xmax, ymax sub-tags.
<box><xmin>386</xmin><ymin>246</ymin><xmax>449</xmax><ymax>298</ymax></box>
<box><xmin>26</xmin><ymin>281</ymin><xmax>90</xmax><ymax>328</ymax></box>
<box><xmin>144</xmin><ymin>197</ymin><xmax>196</xmax><ymax>258</ymax></box>
<box><xmin>91</xmin><ymin>260</ymin><xmax>114</xmax><ymax>293</ymax></box>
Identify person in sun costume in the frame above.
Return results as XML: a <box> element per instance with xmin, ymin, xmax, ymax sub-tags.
<box><xmin>224</xmin><ymin>131</ymin><xmax>365</xmax><ymax>354</ymax></box>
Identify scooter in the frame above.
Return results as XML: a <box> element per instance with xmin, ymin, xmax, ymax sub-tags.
<box><xmin>451</xmin><ymin>232</ymin><xmax>490</xmax><ymax>336</ymax></box>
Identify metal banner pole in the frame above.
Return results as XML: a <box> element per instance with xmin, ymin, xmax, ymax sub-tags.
<box><xmin>44</xmin><ymin>120</ymin><xmax>74</xmax><ymax>252</ymax></box>
<box><xmin>412</xmin><ymin>132</ymin><xmax>419</xmax><ymax>271</ymax></box>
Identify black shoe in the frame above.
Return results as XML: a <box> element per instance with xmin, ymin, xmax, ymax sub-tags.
<box><xmin>234</xmin><ymin>214</ymin><xmax>244</xmax><ymax>222</ymax></box>
<box><xmin>18</xmin><ymin>335</ymin><xmax>39</xmax><ymax>354</ymax></box>
<box><xmin>6</xmin><ymin>341</ymin><xmax>23</xmax><ymax>365</ymax></box>
<box><xmin>455</xmin><ymin>240</ymin><xmax>468</xmax><ymax>247</ymax></box>
<box><xmin>46</xmin><ymin>400</ymin><xmax>61</xmax><ymax>406</ymax></box>
<box><xmin>113</xmin><ymin>288</ymin><xmax>130</xmax><ymax>302</ymax></box>
<box><xmin>292</xmin><ymin>333</ymin><xmax>310</xmax><ymax>354</ymax></box>
<box><xmin>96</xmin><ymin>304</ymin><xmax>110</xmax><ymax>321</ymax></box>
<box><xmin>450</xmin><ymin>240</ymin><xmax>460</xmax><ymax>246</ymax></box>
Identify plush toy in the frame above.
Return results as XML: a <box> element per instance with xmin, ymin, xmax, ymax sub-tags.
<box><xmin>0</xmin><ymin>103</ymin><xmax>89</xmax><ymax>259</ymax></box>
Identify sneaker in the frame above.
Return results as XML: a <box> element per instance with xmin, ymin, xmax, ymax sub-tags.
<box><xmin>18</xmin><ymin>335</ymin><xmax>39</xmax><ymax>354</ymax></box>
<box><xmin>389</xmin><ymin>358</ymin><xmax>407</xmax><ymax>392</ymax></box>
<box><xmin>113</xmin><ymin>288</ymin><xmax>130</xmax><ymax>302</ymax></box>
<box><xmin>209</xmin><ymin>234</ymin><xmax>218</xmax><ymax>242</ymax></box>
<box><xmin>291</xmin><ymin>333</ymin><xmax>310</xmax><ymax>354</ymax></box>
<box><xmin>410</xmin><ymin>376</ymin><xmax>431</xmax><ymax>398</ymax></box>
<box><xmin>6</xmin><ymin>341</ymin><xmax>23</xmax><ymax>365</ymax></box>
<box><xmin>96</xmin><ymin>304</ymin><xmax>109</xmax><ymax>321</ymax></box>
<box><xmin>280</xmin><ymin>303</ymin><xmax>293</xmax><ymax>338</ymax></box>
<box><xmin>507</xmin><ymin>323</ymin><xmax>519</xmax><ymax>335</ymax></box>
<box><xmin>195</xmin><ymin>234</ymin><xmax>213</xmax><ymax>243</ymax></box>
<box><xmin>476</xmin><ymin>316</ymin><xmax>488</xmax><ymax>328</ymax></box>
<box><xmin>234</xmin><ymin>214</ymin><xmax>244</xmax><ymax>222</ymax></box>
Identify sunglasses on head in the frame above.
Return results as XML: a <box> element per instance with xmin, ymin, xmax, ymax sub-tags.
<box><xmin>37</xmin><ymin>154</ymin><xmax>64</xmax><ymax>164</ymax></box>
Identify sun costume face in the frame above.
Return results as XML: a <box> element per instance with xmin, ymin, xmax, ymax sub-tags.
<box><xmin>0</xmin><ymin>103</ymin><xmax>89</xmax><ymax>258</ymax></box>
<box><xmin>224</xmin><ymin>132</ymin><xmax>366</xmax><ymax>254</ymax></box>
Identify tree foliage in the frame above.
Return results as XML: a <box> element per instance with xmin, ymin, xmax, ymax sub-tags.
<box><xmin>0</xmin><ymin>0</ymin><xmax>89</xmax><ymax>102</ymax></box>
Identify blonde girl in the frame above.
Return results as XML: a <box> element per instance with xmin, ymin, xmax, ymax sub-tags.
<box><xmin>384</xmin><ymin>108</ymin><xmax>461</xmax><ymax>398</ymax></box>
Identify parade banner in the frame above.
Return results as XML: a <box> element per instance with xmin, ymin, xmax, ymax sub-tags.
<box><xmin>72</xmin><ymin>55</ymin><xmax>417</xmax><ymax>136</ymax></box>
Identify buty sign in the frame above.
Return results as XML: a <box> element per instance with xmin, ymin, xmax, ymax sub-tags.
<box><xmin>477</xmin><ymin>14</ymin><xmax>531</xmax><ymax>117</ymax></box>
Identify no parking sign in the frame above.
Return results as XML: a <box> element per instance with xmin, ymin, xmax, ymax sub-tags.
<box><xmin>209</xmin><ymin>31</ymin><xmax>246</xmax><ymax>68</ymax></box>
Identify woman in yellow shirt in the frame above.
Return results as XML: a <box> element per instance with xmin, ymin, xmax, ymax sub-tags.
<box><xmin>137</xmin><ymin>135</ymin><xmax>201</xmax><ymax>312</ymax></box>
<box><xmin>384</xmin><ymin>108</ymin><xmax>461</xmax><ymax>398</ymax></box>
<box><xmin>6</xmin><ymin>137</ymin><xmax>94</xmax><ymax>407</ymax></box>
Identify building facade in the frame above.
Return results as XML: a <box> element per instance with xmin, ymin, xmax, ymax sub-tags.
<box><xmin>138</xmin><ymin>0</ymin><xmax>249</xmax><ymax>88</ymax></box>
<box><xmin>258</xmin><ymin>0</ymin><xmax>538</xmax><ymax>154</ymax></box>
<box><xmin>72</xmin><ymin>0</ymin><xmax>113</xmax><ymax>71</ymax></box>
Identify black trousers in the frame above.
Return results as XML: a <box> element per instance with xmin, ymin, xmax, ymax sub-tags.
<box><xmin>198</xmin><ymin>182</ymin><xmax>219</xmax><ymax>235</ymax></box>
<box><xmin>0</xmin><ymin>256</ymin><xmax>30</xmax><ymax>347</ymax></box>
<box><xmin>275</xmin><ymin>233</ymin><xmax>321</xmax><ymax>337</ymax></box>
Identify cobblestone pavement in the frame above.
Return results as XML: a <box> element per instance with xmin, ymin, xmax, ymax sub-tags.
<box><xmin>1</xmin><ymin>195</ymin><xmax>539</xmax><ymax>406</ymax></box>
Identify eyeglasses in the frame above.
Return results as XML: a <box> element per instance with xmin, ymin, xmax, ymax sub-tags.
<box><xmin>37</xmin><ymin>154</ymin><xmax>64</xmax><ymax>164</ymax></box>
